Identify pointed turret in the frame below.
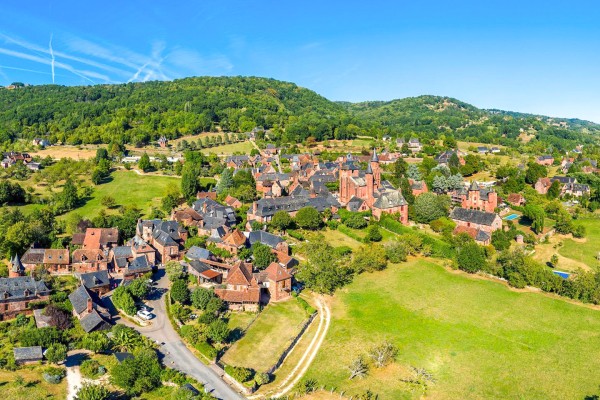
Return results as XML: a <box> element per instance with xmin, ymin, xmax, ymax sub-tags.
<box><xmin>371</xmin><ymin>148</ymin><xmax>379</xmax><ymax>162</ymax></box>
<box><xmin>469</xmin><ymin>181</ymin><xmax>479</xmax><ymax>191</ymax></box>
<box><xmin>9</xmin><ymin>253</ymin><xmax>25</xmax><ymax>277</ymax></box>
<box><xmin>366</xmin><ymin>162</ymin><xmax>373</xmax><ymax>174</ymax></box>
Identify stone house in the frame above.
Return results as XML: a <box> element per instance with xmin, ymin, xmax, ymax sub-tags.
<box><xmin>214</xmin><ymin>261</ymin><xmax>261</xmax><ymax>312</ymax></box>
<box><xmin>21</xmin><ymin>248</ymin><xmax>70</xmax><ymax>274</ymax></box>
<box><xmin>450</xmin><ymin>208</ymin><xmax>502</xmax><ymax>239</ymax></box>
<box><xmin>76</xmin><ymin>270</ymin><xmax>112</xmax><ymax>296</ymax></box>
<box><xmin>68</xmin><ymin>285</ymin><xmax>111</xmax><ymax>333</ymax></box>
<box><xmin>13</xmin><ymin>346</ymin><xmax>43</xmax><ymax>365</ymax></box>
<box><xmin>0</xmin><ymin>277</ymin><xmax>50</xmax><ymax>320</ymax></box>
<box><xmin>71</xmin><ymin>249</ymin><xmax>109</xmax><ymax>273</ymax></box>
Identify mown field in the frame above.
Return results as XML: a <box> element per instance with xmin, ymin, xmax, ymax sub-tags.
<box><xmin>558</xmin><ymin>218</ymin><xmax>600</xmax><ymax>270</ymax></box>
<box><xmin>200</xmin><ymin>141</ymin><xmax>254</xmax><ymax>156</ymax></box>
<box><xmin>221</xmin><ymin>299</ymin><xmax>308</xmax><ymax>372</ymax></box>
<box><xmin>304</xmin><ymin>258</ymin><xmax>600</xmax><ymax>400</ymax></box>
<box><xmin>62</xmin><ymin>170</ymin><xmax>181</xmax><ymax>220</ymax></box>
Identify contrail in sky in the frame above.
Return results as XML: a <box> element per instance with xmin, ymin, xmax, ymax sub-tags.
<box><xmin>49</xmin><ymin>33</ymin><xmax>55</xmax><ymax>83</ymax></box>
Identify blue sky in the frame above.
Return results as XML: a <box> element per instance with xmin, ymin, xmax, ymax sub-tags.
<box><xmin>2</xmin><ymin>1</ymin><xmax>600</xmax><ymax>121</ymax></box>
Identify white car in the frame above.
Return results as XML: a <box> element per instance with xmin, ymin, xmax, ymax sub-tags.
<box><xmin>137</xmin><ymin>310</ymin><xmax>155</xmax><ymax>320</ymax></box>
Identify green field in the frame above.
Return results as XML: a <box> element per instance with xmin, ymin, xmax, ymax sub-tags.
<box><xmin>221</xmin><ymin>299</ymin><xmax>307</xmax><ymax>372</ymax></box>
<box><xmin>200</xmin><ymin>141</ymin><xmax>254</xmax><ymax>155</ymax></box>
<box><xmin>0</xmin><ymin>367</ymin><xmax>67</xmax><ymax>400</ymax></box>
<box><xmin>559</xmin><ymin>218</ymin><xmax>600</xmax><ymax>269</ymax></box>
<box><xmin>305</xmin><ymin>258</ymin><xmax>600</xmax><ymax>399</ymax></box>
<box><xmin>63</xmin><ymin>170</ymin><xmax>181</xmax><ymax>220</ymax></box>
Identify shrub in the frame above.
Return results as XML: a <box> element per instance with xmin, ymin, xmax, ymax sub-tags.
<box><xmin>74</xmin><ymin>383</ymin><xmax>111</xmax><ymax>400</ymax></box>
<box><xmin>385</xmin><ymin>241</ymin><xmax>408</xmax><ymax>263</ymax></box>
<box><xmin>225</xmin><ymin>365</ymin><xmax>254</xmax><ymax>383</ymax></box>
<box><xmin>171</xmin><ymin>279</ymin><xmax>191</xmax><ymax>304</ymax></box>
<box><xmin>42</xmin><ymin>366</ymin><xmax>65</xmax><ymax>384</ymax></box>
<box><xmin>80</xmin><ymin>359</ymin><xmax>103</xmax><ymax>379</ymax></box>
<box><xmin>255</xmin><ymin>372</ymin><xmax>271</xmax><ymax>386</ymax></box>
<box><xmin>295</xmin><ymin>296</ymin><xmax>316</xmax><ymax>315</ymax></box>
<box><xmin>344</xmin><ymin>213</ymin><xmax>368</xmax><ymax>229</ymax></box>
<box><xmin>327</xmin><ymin>220</ymin><xmax>339</xmax><ymax>229</ymax></box>
<box><xmin>194</xmin><ymin>341</ymin><xmax>217</xmax><ymax>360</ymax></box>
<box><xmin>365</xmin><ymin>225</ymin><xmax>383</xmax><ymax>242</ymax></box>
<box><xmin>334</xmin><ymin>246</ymin><xmax>353</xmax><ymax>257</ymax></box>
<box><xmin>287</xmin><ymin>230</ymin><xmax>305</xmax><ymax>241</ymax></box>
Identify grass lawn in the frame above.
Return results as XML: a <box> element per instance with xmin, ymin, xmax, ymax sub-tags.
<box><xmin>318</xmin><ymin>229</ymin><xmax>362</xmax><ymax>250</ymax></box>
<box><xmin>227</xmin><ymin>311</ymin><xmax>257</xmax><ymax>333</ymax></box>
<box><xmin>531</xmin><ymin>234</ymin><xmax>591</xmax><ymax>273</ymax></box>
<box><xmin>221</xmin><ymin>299</ymin><xmax>308</xmax><ymax>372</ymax></box>
<box><xmin>305</xmin><ymin>258</ymin><xmax>600</xmax><ymax>400</ymax></box>
<box><xmin>62</xmin><ymin>170</ymin><xmax>180</xmax><ymax>220</ymax></box>
<box><xmin>200</xmin><ymin>141</ymin><xmax>254</xmax><ymax>156</ymax></box>
<box><xmin>30</xmin><ymin>145</ymin><xmax>99</xmax><ymax>160</ymax></box>
<box><xmin>0</xmin><ymin>367</ymin><xmax>67</xmax><ymax>399</ymax></box>
<box><xmin>559</xmin><ymin>218</ymin><xmax>600</xmax><ymax>269</ymax></box>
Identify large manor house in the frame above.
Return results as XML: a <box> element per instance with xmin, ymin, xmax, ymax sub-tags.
<box><xmin>338</xmin><ymin>150</ymin><xmax>409</xmax><ymax>224</ymax></box>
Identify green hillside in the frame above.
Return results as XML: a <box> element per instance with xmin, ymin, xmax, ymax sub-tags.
<box><xmin>1</xmin><ymin>78</ymin><xmax>598</xmax><ymax>151</ymax></box>
<box><xmin>341</xmin><ymin>95</ymin><xmax>600</xmax><ymax>150</ymax></box>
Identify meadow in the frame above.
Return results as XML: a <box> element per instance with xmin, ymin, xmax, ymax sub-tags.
<box><xmin>221</xmin><ymin>299</ymin><xmax>308</xmax><ymax>372</ymax></box>
<box><xmin>304</xmin><ymin>258</ymin><xmax>600</xmax><ymax>400</ymax></box>
<box><xmin>558</xmin><ymin>218</ymin><xmax>600</xmax><ymax>270</ymax></box>
<box><xmin>62</xmin><ymin>170</ymin><xmax>181</xmax><ymax>220</ymax></box>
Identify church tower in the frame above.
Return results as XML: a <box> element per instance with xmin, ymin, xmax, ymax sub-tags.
<box><xmin>370</xmin><ymin>148</ymin><xmax>381</xmax><ymax>189</ymax></box>
<box><xmin>9</xmin><ymin>254</ymin><xmax>25</xmax><ymax>277</ymax></box>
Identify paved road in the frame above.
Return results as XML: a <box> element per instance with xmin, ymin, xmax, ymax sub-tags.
<box><xmin>105</xmin><ymin>269</ymin><xmax>246</xmax><ymax>400</ymax></box>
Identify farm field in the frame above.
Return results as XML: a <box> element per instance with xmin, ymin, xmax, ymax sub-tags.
<box><xmin>304</xmin><ymin>258</ymin><xmax>600</xmax><ymax>400</ymax></box>
<box><xmin>221</xmin><ymin>299</ymin><xmax>308</xmax><ymax>372</ymax></box>
<box><xmin>558</xmin><ymin>218</ymin><xmax>600</xmax><ymax>270</ymax></box>
<box><xmin>200</xmin><ymin>141</ymin><xmax>254</xmax><ymax>156</ymax></box>
<box><xmin>62</xmin><ymin>170</ymin><xmax>180</xmax><ymax>220</ymax></box>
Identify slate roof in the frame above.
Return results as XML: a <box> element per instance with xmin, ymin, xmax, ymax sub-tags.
<box><xmin>13</xmin><ymin>346</ymin><xmax>43</xmax><ymax>361</ymax></box>
<box><xmin>248</xmin><ymin>231</ymin><xmax>284</xmax><ymax>249</ymax></box>
<box><xmin>128</xmin><ymin>255</ymin><xmax>152</xmax><ymax>273</ymax></box>
<box><xmin>186</xmin><ymin>246</ymin><xmax>213</xmax><ymax>261</ymax></box>
<box><xmin>449</xmin><ymin>208</ymin><xmax>499</xmax><ymax>226</ymax></box>
<box><xmin>252</xmin><ymin>195</ymin><xmax>339</xmax><ymax>218</ymax></box>
<box><xmin>78</xmin><ymin>270</ymin><xmax>111</xmax><ymax>290</ymax></box>
<box><xmin>68</xmin><ymin>285</ymin><xmax>94</xmax><ymax>315</ymax></box>
<box><xmin>80</xmin><ymin>309</ymin><xmax>109</xmax><ymax>333</ymax></box>
<box><xmin>114</xmin><ymin>352</ymin><xmax>134</xmax><ymax>363</ymax></box>
<box><xmin>10</xmin><ymin>254</ymin><xmax>24</xmax><ymax>273</ymax></box>
<box><xmin>0</xmin><ymin>276</ymin><xmax>49</xmax><ymax>299</ymax></box>
<box><xmin>551</xmin><ymin>176</ymin><xmax>576</xmax><ymax>185</ymax></box>
<box><xmin>373</xmin><ymin>190</ymin><xmax>407</xmax><ymax>209</ymax></box>
<box><xmin>188</xmin><ymin>260</ymin><xmax>210</xmax><ymax>274</ymax></box>
<box><xmin>347</xmin><ymin>196</ymin><xmax>365</xmax><ymax>212</ymax></box>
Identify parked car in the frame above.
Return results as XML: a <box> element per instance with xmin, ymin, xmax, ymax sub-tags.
<box><xmin>137</xmin><ymin>310</ymin><xmax>155</xmax><ymax>320</ymax></box>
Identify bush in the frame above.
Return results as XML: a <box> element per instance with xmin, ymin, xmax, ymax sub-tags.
<box><xmin>385</xmin><ymin>241</ymin><xmax>408</xmax><ymax>263</ymax></box>
<box><xmin>42</xmin><ymin>366</ymin><xmax>65</xmax><ymax>384</ymax></box>
<box><xmin>171</xmin><ymin>279</ymin><xmax>191</xmax><ymax>304</ymax></box>
<box><xmin>255</xmin><ymin>372</ymin><xmax>271</xmax><ymax>386</ymax></box>
<box><xmin>337</xmin><ymin>224</ymin><xmax>365</xmax><ymax>243</ymax></box>
<box><xmin>74</xmin><ymin>382</ymin><xmax>111</xmax><ymax>400</ymax></box>
<box><xmin>80</xmin><ymin>359</ymin><xmax>103</xmax><ymax>379</ymax></box>
<box><xmin>295</xmin><ymin>296</ymin><xmax>316</xmax><ymax>315</ymax></box>
<box><xmin>344</xmin><ymin>213</ymin><xmax>368</xmax><ymax>229</ymax></box>
<box><xmin>287</xmin><ymin>230</ymin><xmax>305</xmax><ymax>241</ymax></box>
<box><xmin>365</xmin><ymin>225</ymin><xmax>383</xmax><ymax>242</ymax></box>
<box><xmin>457</xmin><ymin>242</ymin><xmax>486</xmax><ymax>273</ymax></box>
<box><xmin>225</xmin><ymin>365</ymin><xmax>254</xmax><ymax>383</ymax></box>
<box><xmin>334</xmin><ymin>246</ymin><xmax>353</xmax><ymax>257</ymax></box>
<box><xmin>194</xmin><ymin>341</ymin><xmax>218</xmax><ymax>360</ymax></box>
<box><xmin>327</xmin><ymin>220</ymin><xmax>339</xmax><ymax>229</ymax></box>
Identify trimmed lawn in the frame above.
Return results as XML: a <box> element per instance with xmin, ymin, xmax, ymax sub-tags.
<box><xmin>201</xmin><ymin>141</ymin><xmax>254</xmax><ymax>156</ymax></box>
<box><xmin>62</xmin><ymin>170</ymin><xmax>180</xmax><ymax>220</ymax></box>
<box><xmin>305</xmin><ymin>258</ymin><xmax>600</xmax><ymax>399</ymax></box>
<box><xmin>0</xmin><ymin>367</ymin><xmax>67</xmax><ymax>399</ymax></box>
<box><xmin>319</xmin><ymin>229</ymin><xmax>362</xmax><ymax>250</ymax></box>
<box><xmin>221</xmin><ymin>299</ymin><xmax>307</xmax><ymax>372</ymax></box>
<box><xmin>559</xmin><ymin>218</ymin><xmax>600</xmax><ymax>269</ymax></box>
<box><xmin>227</xmin><ymin>311</ymin><xmax>257</xmax><ymax>333</ymax></box>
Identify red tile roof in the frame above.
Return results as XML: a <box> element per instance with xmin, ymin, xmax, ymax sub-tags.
<box><xmin>265</xmin><ymin>262</ymin><xmax>292</xmax><ymax>282</ymax></box>
<box><xmin>222</xmin><ymin>229</ymin><xmax>247</xmax><ymax>247</ymax></box>
<box><xmin>226</xmin><ymin>261</ymin><xmax>255</xmax><ymax>286</ymax></box>
<box><xmin>214</xmin><ymin>288</ymin><xmax>260</xmax><ymax>303</ymax></box>
<box><xmin>83</xmin><ymin>228</ymin><xmax>119</xmax><ymax>249</ymax></box>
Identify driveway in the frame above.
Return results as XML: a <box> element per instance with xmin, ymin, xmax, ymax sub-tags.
<box><xmin>104</xmin><ymin>269</ymin><xmax>246</xmax><ymax>400</ymax></box>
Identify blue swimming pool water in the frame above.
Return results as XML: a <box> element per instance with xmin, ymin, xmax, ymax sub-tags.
<box><xmin>504</xmin><ymin>213</ymin><xmax>519</xmax><ymax>220</ymax></box>
<box><xmin>553</xmin><ymin>271</ymin><xmax>570</xmax><ymax>279</ymax></box>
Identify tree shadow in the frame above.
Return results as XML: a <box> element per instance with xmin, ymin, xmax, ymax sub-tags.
<box><xmin>227</xmin><ymin>327</ymin><xmax>244</xmax><ymax>343</ymax></box>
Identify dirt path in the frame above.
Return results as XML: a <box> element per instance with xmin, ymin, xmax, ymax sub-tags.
<box><xmin>251</xmin><ymin>296</ymin><xmax>331</xmax><ymax>399</ymax></box>
<box><xmin>65</xmin><ymin>351</ymin><xmax>91</xmax><ymax>400</ymax></box>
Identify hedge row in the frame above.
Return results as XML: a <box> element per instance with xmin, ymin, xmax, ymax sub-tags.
<box><xmin>337</xmin><ymin>224</ymin><xmax>366</xmax><ymax>243</ymax></box>
<box><xmin>379</xmin><ymin>216</ymin><xmax>455</xmax><ymax>259</ymax></box>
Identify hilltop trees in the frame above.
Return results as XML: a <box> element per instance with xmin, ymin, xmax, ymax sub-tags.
<box><xmin>414</xmin><ymin>192</ymin><xmax>450</xmax><ymax>223</ymax></box>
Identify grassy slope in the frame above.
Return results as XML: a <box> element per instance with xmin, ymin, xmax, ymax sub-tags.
<box><xmin>221</xmin><ymin>299</ymin><xmax>307</xmax><ymax>372</ymax></box>
<box><xmin>0</xmin><ymin>368</ymin><xmax>67</xmax><ymax>399</ymax></box>
<box><xmin>200</xmin><ymin>141</ymin><xmax>254</xmax><ymax>156</ymax></box>
<box><xmin>62</xmin><ymin>170</ymin><xmax>180</xmax><ymax>220</ymax></box>
<box><xmin>559</xmin><ymin>218</ymin><xmax>600</xmax><ymax>269</ymax></box>
<box><xmin>305</xmin><ymin>258</ymin><xmax>600</xmax><ymax>400</ymax></box>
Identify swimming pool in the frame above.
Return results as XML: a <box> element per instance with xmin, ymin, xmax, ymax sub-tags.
<box><xmin>504</xmin><ymin>213</ymin><xmax>519</xmax><ymax>220</ymax></box>
<box><xmin>553</xmin><ymin>270</ymin><xmax>570</xmax><ymax>279</ymax></box>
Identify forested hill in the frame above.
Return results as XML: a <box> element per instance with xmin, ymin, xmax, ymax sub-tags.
<box><xmin>0</xmin><ymin>77</ymin><xmax>598</xmax><ymax>150</ymax></box>
<box><xmin>0</xmin><ymin>76</ymin><xmax>358</xmax><ymax>146</ymax></box>
<box><xmin>341</xmin><ymin>95</ymin><xmax>600</xmax><ymax>150</ymax></box>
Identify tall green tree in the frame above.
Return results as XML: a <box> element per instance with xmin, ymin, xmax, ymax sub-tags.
<box><xmin>216</xmin><ymin>168</ymin><xmax>234</xmax><ymax>195</ymax></box>
<box><xmin>138</xmin><ymin>153</ymin><xmax>151</xmax><ymax>172</ymax></box>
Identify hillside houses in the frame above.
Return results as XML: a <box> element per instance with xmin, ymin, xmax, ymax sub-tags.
<box><xmin>450</xmin><ymin>208</ymin><xmax>502</xmax><ymax>246</ymax></box>
<box><xmin>534</xmin><ymin>176</ymin><xmax>590</xmax><ymax>197</ymax></box>
<box><xmin>68</xmin><ymin>285</ymin><xmax>111</xmax><ymax>333</ymax></box>
<box><xmin>136</xmin><ymin>220</ymin><xmax>188</xmax><ymax>263</ymax></box>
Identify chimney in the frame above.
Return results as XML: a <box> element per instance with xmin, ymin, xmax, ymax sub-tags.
<box><xmin>87</xmin><ymin>297</ymin><xmax>93</xmax><ymax>314</ymax></box>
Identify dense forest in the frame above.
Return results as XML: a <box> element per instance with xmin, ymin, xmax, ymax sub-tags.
<box><xmin>342</xmin><ymin>96</ymin><xmax>600</xmax><ymax>151</ymax></box>
<box><xmin>0</xmin><ymin>76</ymin><xmax>598</xmax><ymax>150</ymax></box>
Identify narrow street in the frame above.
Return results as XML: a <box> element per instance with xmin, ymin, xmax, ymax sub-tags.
<box><xmin>104</xmin><ymin>269</ymin><xmax>246</xmax><ymax>400</ymax></box>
